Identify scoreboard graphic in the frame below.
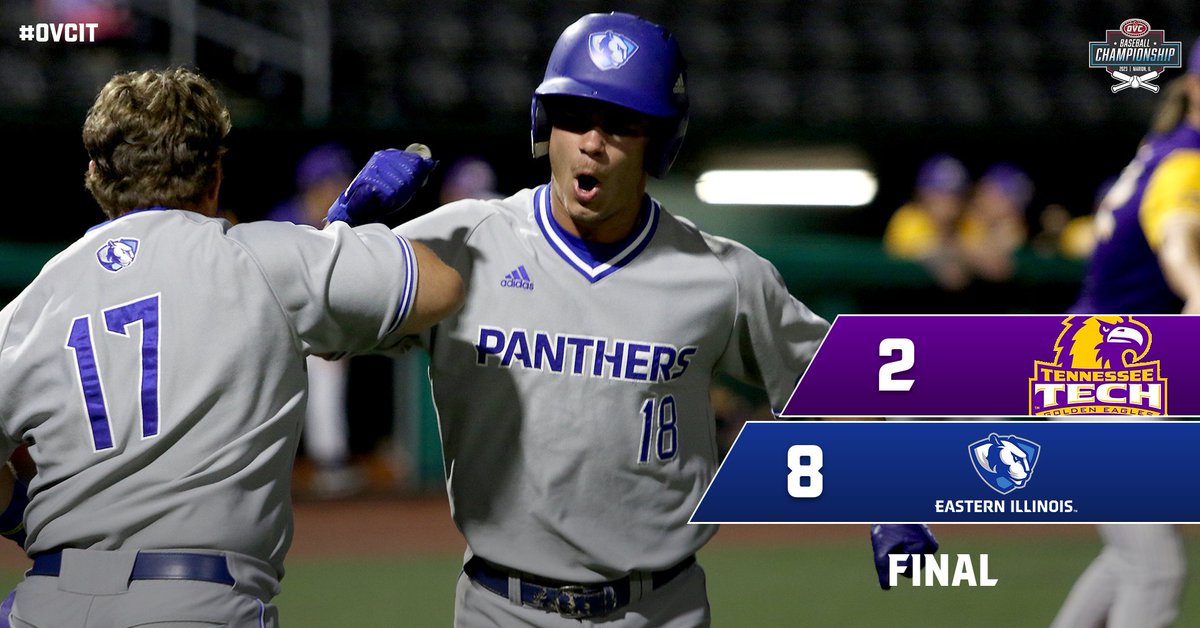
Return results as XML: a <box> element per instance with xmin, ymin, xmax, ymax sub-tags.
<box><xmin>781</xmin><ymin>314</ymin><xmax>1196</xmax><ymax>417</ymax></box>
<box><xmin>692</xmin><ymin>315</ymin><xmax>1200</xmax><ymax>524</ymax></box>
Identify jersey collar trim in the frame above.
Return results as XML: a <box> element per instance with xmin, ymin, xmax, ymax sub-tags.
<box><xmin>533</xmin><ymin>184</ymin><xmax>659</xmax><ymax>283</ymax></box>
<box><xmin>86</xmin><ymin>206</ymin><xmax>173</xmax><ymax>232</ymax></box>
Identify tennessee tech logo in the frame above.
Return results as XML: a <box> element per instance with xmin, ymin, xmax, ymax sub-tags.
<box><xmin>1030</xmin><ymin>316</ymin><xmax>1166</xmax><ymax>416</ymax></box>
<box><xmin>969</xmin><ymin>433</ymin><xmax>1040</xmax><ymax>495</ymax></box>
<box><xmin>588</xmin><ymin>30</ymin><xmax>638</xmax><ymax>70</ymax></box>
<box><xmin>95</xmin><ymin>238</ymin><xmax>139</xmax><ymax>272</ymax></box>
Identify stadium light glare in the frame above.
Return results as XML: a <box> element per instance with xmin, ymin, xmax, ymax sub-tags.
<box><xmin>694</xmin><ymin>169</ymin><xmax>878</xmax><ymax>207</ymax></box>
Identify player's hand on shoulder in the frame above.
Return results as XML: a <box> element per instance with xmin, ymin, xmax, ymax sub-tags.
<box><xmin>326</xmin><ymin>144</ymin><xmax>437</xmax><ymax>226</ymax></box>
<box><xmin>871</xmin><ymin>523</ymin><xmax>938</xmax><ymax>590</ymax></box>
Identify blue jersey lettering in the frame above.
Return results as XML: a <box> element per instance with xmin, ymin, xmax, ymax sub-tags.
<box><xmin>475</xmin><ymin>327</ymin><xmax>697</xmax><ymax>383</ymax></box>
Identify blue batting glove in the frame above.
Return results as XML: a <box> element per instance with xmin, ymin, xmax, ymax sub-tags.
<box><xmin>326</xmin><ymin>145</ymin><xmax>436</xmax><ymax>226</ymax></box>
<box><xmin>871</xmin><ymin>524</ymin><xmax>938</xmax><ymax>590</ymax></box>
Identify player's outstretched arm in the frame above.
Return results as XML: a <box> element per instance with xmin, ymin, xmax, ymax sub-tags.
<box><xmin>394</xmin><ymin>240</ymin><xmax>464</xmax><ymax>335</ymax></box>
<box><xmin>326</xmin><ymin>145</ymin><xmax>437</xmax><ymax>227</ymax></box>
<box><xmin>871</xmin><ymin>524</ymin><xmax>939</xmax><ymax>590</ymax></box>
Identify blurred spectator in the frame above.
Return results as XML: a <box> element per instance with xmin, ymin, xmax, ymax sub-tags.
<box><xmin>883</xmin><ymin>153</ymin><xmax>972</xmax><ymax>290</ymax></box>
<box><xmin>1034</xmin><ymin>204</ymin><xmax>1096</xmax><ymax>260</ymax></box>
<box><xmin>438</xmin><ymin>155</ymin><xmax>502</xmax><ymax>204</ymax></box>
<box><xmin>1034</xmin><ymin>176</ymin><xmax>1112</xmax><ymax>260</ymax></box>
<box><xmin>1032</xmin><ymin>204</ymin><xmax>1072</xmax><ymax>257</ymax></box>
<box><xmin>267</xmin><ymin>143</ymin><xmax>365</xmax><ymax>498</ymax></box>
<box><xmin>267</xmin><ymin>143</ymin><xmax>356</xmax><ymax>227</ymax></box>
<box><xmin>959</xmin><ymin>162</ymin><xmax>1033</xmax><ymax>282</ymax></box>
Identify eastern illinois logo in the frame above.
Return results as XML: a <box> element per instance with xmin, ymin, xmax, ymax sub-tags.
<box><xmin>95</xmin><ymin>238</ymin><xmax>139</xmax><ymax>272</ymax></box>
<box><xmin>969</xmin><ymin>433</ymin><xmax>1040</xmax><ymax>495</ymax></box>
<box><xmin>1030</xmin><ymin>316</ymin><xmax>1166</xmax><ymax>416</ymax></box>
<box><xmin>588</xmin><ymin>30</ymin><xmax>638</xmax><ymax>71</ymax></box>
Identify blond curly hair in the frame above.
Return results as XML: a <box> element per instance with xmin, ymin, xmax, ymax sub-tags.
<box><xmin>83</xmin><ymin>68</ymin><xmax>231</xmax><ymax>218</ymax></box>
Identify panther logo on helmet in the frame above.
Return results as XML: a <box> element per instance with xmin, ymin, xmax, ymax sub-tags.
<box><xmin>587</xmin><ymin>31</ymin><xmax>639</xmax><ymax>71</ymax></box>
<box><xmin>532</xmin><ymin>12</ymin><xmax>689</xmax><ymax>178</ymax></box>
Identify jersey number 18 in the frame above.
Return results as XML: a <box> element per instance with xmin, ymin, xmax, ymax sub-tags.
<box><xmin>639</xmin><ymin>395</ymin><xmax>678</xmax><ymax>463</ymax></box>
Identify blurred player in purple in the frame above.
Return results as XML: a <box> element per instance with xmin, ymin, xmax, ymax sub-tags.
<box><xmin>1050</xmin><ymin>37</ymin><xmax>1200</xmax><ymax>628</ymax></box>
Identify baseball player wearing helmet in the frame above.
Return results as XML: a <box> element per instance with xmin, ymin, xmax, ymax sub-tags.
<box><xmin>1049</xmin><ymin>38</ymin><xmax>1200</xmax><ymax>628</ymax></box>
<box><xmin>331</xmin><ymin>13</ymin><xmax>928</xmax><ymax>626</ymax></box>
<box><xmin>0</xmin><ymin>68</ymin><xmax>461</xmax><ymax>627</ymax></box>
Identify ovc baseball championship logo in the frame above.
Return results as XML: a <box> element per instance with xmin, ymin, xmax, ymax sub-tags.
<box><xmin>969</xmin><ymin>433</ymin><xmax>1040</xmax><ymax>495</ymax></box>
<box><xmin>95</xmin><ymin>238</ymin><xmax>139</xmax><ymax>272</ymax></box>
<box><xmin>1089</xmin><ymin>19</ymin><xmax>1182</xmax><ymax>93</ymax></box>
<box><xmin>588</xmin><ymin>30</ymin><xmax>638</xmax><ymax>70</ymax></box>
<box><xmin>1030</xmin><ymin>316</ymin><xmax>1166</xmax><ymax>416</ymax></box>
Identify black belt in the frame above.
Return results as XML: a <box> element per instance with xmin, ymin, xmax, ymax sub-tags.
<box><xmin>464</xmin><ymin>554</ymin><xmax>695</xmax><ymax>619</ymax></box>
<box><xmin>29</xmin><ymin>551</ymin><xmax>236</xmax><ymax>586</ymax></box>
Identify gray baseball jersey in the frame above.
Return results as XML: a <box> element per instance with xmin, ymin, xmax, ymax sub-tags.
<box><xmin>395</xmin><ymin>185</ymin><xmax>829</xmax><ymax>582</ymax></box>
<box><xmin>0</xmin><ymin>208</ymin><xmax>418</xmax><ymax>579</ymax></box>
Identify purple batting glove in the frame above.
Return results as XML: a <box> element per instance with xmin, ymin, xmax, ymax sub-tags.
<box><xmin>871</xmin><ymin>524</ymin><xmax>938</xmax><ymax>590</ymax></box>
<box><xmin>326</xmin><ymin>146</ymin><xmax>436</xmax><ymax>226</ymax></box>
<box><xmin>0</xmin><ymin>588</ymin><xmax>13</xmax><ymax>628</ymax></box>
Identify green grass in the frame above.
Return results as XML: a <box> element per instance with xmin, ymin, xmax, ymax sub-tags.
<box><xmin>275</xmin><ymin>553</ymin><xmax>461</xmax><ymax>627</ymax></box>
<box><xmin>4</xmin><ymin>533</ymin><xmax>1200</xmax><ymax>627</ymax></box>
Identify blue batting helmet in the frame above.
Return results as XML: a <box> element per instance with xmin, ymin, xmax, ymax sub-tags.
<box><xmin>531</xmin><ymin>12</ymin><xmax>689</xmax><ymax>178</ymax></box>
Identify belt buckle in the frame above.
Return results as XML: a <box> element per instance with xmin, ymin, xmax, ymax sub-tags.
<box><xmin>550</xmin><ymin>584</ymin><xmax>594</xmax><ymax>619</ymax></box>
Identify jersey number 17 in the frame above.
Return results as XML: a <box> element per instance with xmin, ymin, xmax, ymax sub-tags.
<box><xmin>65</xmin><ymin>294</ymin><xmax>161</xmax><ymax>452</ymax></box>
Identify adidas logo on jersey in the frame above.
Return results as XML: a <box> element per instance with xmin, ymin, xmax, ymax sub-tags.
<box><xmin>500</xmin><ymin>265</ymin><xmax>534</xmax><ymax>291</ymax></box>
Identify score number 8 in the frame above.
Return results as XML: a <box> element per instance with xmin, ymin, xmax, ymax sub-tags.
<box><xmin>787</xmin><ymin>444</ymin><xmax>824</xmax><ymax>498</ymax></box>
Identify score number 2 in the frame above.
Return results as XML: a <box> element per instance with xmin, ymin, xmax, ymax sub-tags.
<box><xmin>878</xmin><ymin>337</ymin><xmax>914</xmax><ymax>392</ymax></box>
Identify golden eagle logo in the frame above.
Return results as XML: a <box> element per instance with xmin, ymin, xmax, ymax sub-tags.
<box><xmin>1052</xmin><ymin>316</ymin><xmax>1151</xmax><ymax>369</ymax></box>
<box><xmin>1030</xmin><ymin>316</ymin><xmax>1165</xmax><ymax>416</ymax></box>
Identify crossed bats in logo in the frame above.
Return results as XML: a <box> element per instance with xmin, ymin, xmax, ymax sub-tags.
<box><xmin>1110</xmin><ymin>70</ymin><xmax>1160</xmax><ymax>93</ymax></box>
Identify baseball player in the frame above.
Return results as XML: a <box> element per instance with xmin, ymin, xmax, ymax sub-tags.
<box><xmin>0</xmin><ymin>68</ymin><xmax>461</xmax><ymax>626</ymax></box>
<box><xmin>1049</xmin><ymin>38</ymin><xmax>1200</xmax><ymax>628</ymax></box>
<box><xmin>334</xmin><ymin>13</ymin><xmax>936</xmax><ymax>625</ymax></box>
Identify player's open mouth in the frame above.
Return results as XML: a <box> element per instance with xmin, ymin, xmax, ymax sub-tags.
<box><xmin>574</xmin><ymin>174</ymin><xmax>600</xmax><ymax>203</ymax></box>
<box><xmin>577</xmin><ymin>174</ymin><xmax>599</xmax><ymax>191</ymax></box>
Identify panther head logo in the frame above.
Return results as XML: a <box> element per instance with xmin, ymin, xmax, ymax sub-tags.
<box><xmin>969</xmin><ymin>433</ymin><xmax>1040</xmax><ymax>495</ymax></box>
<box><xmin>588</xmin><ymin>30</ymin><xmax>639</xmax><ymax>71</ymax></box>
<box><xmin>96</xmin><ymin>238</ymin><xmax>139</xmax><ymax>272</ymax></box>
